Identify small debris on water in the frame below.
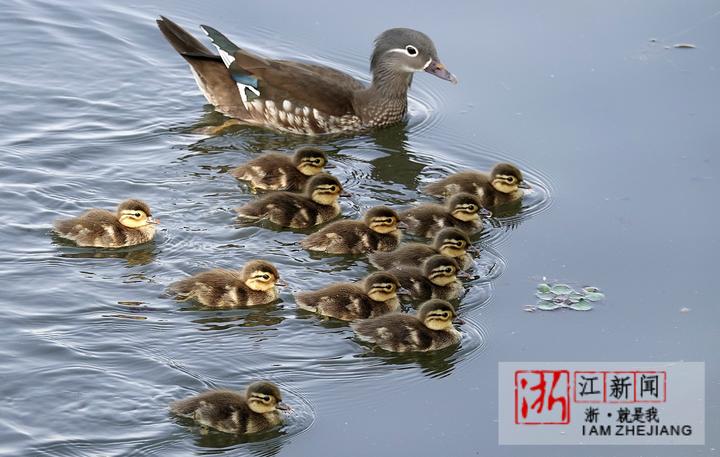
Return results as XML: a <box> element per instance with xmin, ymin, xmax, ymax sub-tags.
<box><xmin>531</xmin><ymin>282</ymin><xmax>605</xmax><ymax>311</ymax></box>
<box><xmin>673</xmin><ymin>43</ymin><xmax>696</xmax><ymax>49</ymax></box>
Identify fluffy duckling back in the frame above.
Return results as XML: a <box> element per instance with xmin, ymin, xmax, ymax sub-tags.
<box><xmin>300</xmin><ymin>206</ymin><xmax>402</xmax><ymax>254</ymax></box>
<box><xmin>169</xmin><ymin>260</ymin><xmax>282</xmax><ymax>307</ymax></box>
<box><xmin>369</xmin><ymin>227</ymin><xmax>474</xmax><ymax>270</ymax></box>
<box><xmin>351</xmin><ymin>299</ymin><xmax>462</xmax><ymax>352</ymax></box>
<box><xmin>424</xmin><ymin>163</ymin><xmax>527</xmax><ymax>207</ymax></box>
<box><xmin>389</xmin><ymin>254</ymin><xmax>464</xmax><ymax>301</ymax></box>
<box><xmin>295</xmin><ymin>271</ymin><xmax>401</xmax><ymax>320</ymax></box>
<box><xmin>170</xmin><ymin>381</ymin><xmax>290</xmax><ymax>434</ymax></box>
<box><xmin>231</xmin><ymin>146</ymin><xmax>329</xmax><ymax>191</ymax></box>
<box><xmin>399</xmin><ymin>193</ymin><xmax>486</xmax><ymax>238</ymax></box>
<box><xmin>53</xmin><ymin>199</ymin><xmax>158</xmax><ymax>248</ymax></box>
<box><xmin>235</xmin><ymin>173</ymin><xmax>344</xmax><ymax>228</ymax></box>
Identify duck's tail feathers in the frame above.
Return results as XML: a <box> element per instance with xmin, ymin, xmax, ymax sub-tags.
<box><xmin>157</xmin><ymin>16</ymin><xmax>215</xmax><ymax>59</ymax></box>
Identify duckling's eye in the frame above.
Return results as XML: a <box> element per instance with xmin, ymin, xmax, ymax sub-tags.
<box><xmin>329</xmin><ymin>185</ymin><xmax>337</xmax><ymax>192</ymax></box>
<box><xmin>507</xmin><ymin>176</ymin><xmax>516</xmax><ymax>183</ymax></box>
<box><xmin>467</xmin><ymin>205</ymin><xmax>477</xmax><ymax>212</ymax></box>
<box><xmin>133</xmin><ymin>212</ymin><xmax>141</xmax><ymax>218</ymax></box>
<box><xmin>405</xmin><ymin>45</ymin><xmax>418</xmax><ymax>56</ymax></box>
<box><xmin>441</xmin><ymin>312</ymin><xmax>449</xmax><ymax>319</ymax></box>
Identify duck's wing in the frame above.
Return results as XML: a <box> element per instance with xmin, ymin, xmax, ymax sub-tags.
<box><xmin>53</xmin><ymin>209</ymin><xmax>124</xmax><ymax>246</ymax></box>
<box><xmin>157</xmin><ymin>17</ymin><xmax>248</xmax><ymax>117</ymax></box>
<box><xmin>201</xmin><ymin>25</ymin><xmax>365</xmax><ymax>116</ymax></box>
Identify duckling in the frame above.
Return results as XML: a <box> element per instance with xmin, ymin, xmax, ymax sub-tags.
<box><xmin>369</xmin><ymin>227</ymin><xmax>476</xmax><ymax>271</ymax></box>
<box><xmin>399</xmin><ymin>192</ymin><xmax>487</xmax><ymax>238</ymax></box>
<box><xmin>389</xmin><ymin>254</ymin><xmax>465</xmax><ymax>301</ymax></box>
<box><xmin>52</xmin><ymin>199</ymin><xmax>158</xmax><ymax>248</ymax></box>
<box><xmin>170</xmin><ymin>381</ymin><xmax>290</xmax><ymax>434</ymax></box>
<box><xmin>351</xmin><ymin>299</ymin><xmax>462</xmax><ymax>352</ymax></box>
<box><xmin>231</xmin><ymin>146</ymin><xmax>329</xmax><ymax>191</ymax></box>
<box><xmin>236</xmin><ymin>173</ymin><xmax>344</xmax><ymax>228</ymax></box>
<box><xmin>169</xmin><ymin>260</ymin><xmax>282</xmax><ymax>307</ymax></box>
<box><xmin>300</xmin><ymin>206</ymin><xmax>403</xmax><ymax>254</ymax></box>
<box><xmin>423</xmin><ymin>163</ymin><xmax>528</xmax><ymax>207</ymax></box>
<box><xmin>295</xmin><ymin>272</ymin><xmax>401</xmax><ymax>321</ymax></box>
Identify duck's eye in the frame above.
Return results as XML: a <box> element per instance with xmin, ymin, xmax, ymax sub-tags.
<box><xmin>467</xmin><ymin>205</ymin><xmax>477</xmax><ymax>212</ymax></box>
<box><xmin>329</xmin><ymin>185</ymin><xmax>337</xmax><ymax>192</ymax></box>
<box><xmin>441</xmin><ymin>312</ymin><xmax>449</xmax><ymax>319</ymax></box>
<box><xmin>262</xmin><ymin>274</ymin><xmax>270</xmax><ymax>280</ymax></box>
<box><xmin>507</xmin><ymin>176</ymin><xmax>516</xmax><ymax>183</ymax></box>
<box><xmin>133</xmin><ymin>212</ymin><xmax>141</xmax><ymax>218</ymax></box>
<box><xmin>405</xmin><ymin>45</ymin><xmax>418</xmax><ymax>56</ymax></box>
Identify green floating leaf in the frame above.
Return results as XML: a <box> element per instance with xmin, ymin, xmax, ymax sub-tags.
<box><xmin>583</xmin><ymin>286</ymin><xmax>600</xmax><ymax>294</ymax></box>
<box><xmin>537</xmin><ymin>300</ymin><xmax>562</xmax><ymax>311</ymax></box>
<box><xmin>551</xmin><ymin>284</ymin><xmax>573</xmax><ymax>295</ymax></box>
<box><xmin>568</xmin><ymin>292</ymin><xmax>584</xmax><ymax>303</ymax></box>
<box><xmin>569</xmin><ymin>300</ymin><xmax>593</xmax><ymax>311</ymax></box>
<box><xmin>535</xmin><ymin>291</ymin><xmax>554</xmax><ymax>300</ymax></box>
<box><xmin>536</xmin><ymin>283</ymin><xmax>551</xmax><ymax>293</ymax></box>
<box><xmin>584</xmin><ymin>292</ymin><xmax>605</xmax><ymax>302</ymax></box>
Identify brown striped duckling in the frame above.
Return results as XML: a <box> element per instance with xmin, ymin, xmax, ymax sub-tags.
<box><xmin>351</xmin><ymin>299</ymin><xmax>462</xmax><ymax>352</ymax></box>
<box><xmin>231</xmin><ymin>146</ymin><xmax>329</xmax><ymax>191</ymax></box>
<box><xmin>423</xmin><ymin>163</ymin><xmax>528</xmax><ymax>207</ymax></box>
<box><xmin>52</xmin><ymin>199</ymin><xmax>159</xmax><ymax>248</ymax></box>
<box><xmin>369</xmin><ymin>227</ymin><xmax>476</xmax><ymax>271</ymax></box>
<box><xmin>399</xmin><ymin>192</ymin><xmax>488</xmax><ymax>238</ymax></box>
<box><xmin>169</xmin><ymin>260</ymin><xmax>283</xmax><ymax>308</ymax></box>
<box><xmin>235</xmin><ymin>173</ymin><xmax>344</xmax><ymax>228</ymax></box>
<box><xmin>295</xmin><ymin>272</ymin><xmax>401</xmax><ymax>321</ymax></box>
<box><xmin>170</xmin><ymin>381</ymin><xmax>290</xmax><ymax>434</ymax></box>
<box><xmin>300</xmin><ymin>206</ymin><xmax>403</xmax><ymax>254</ymax></box>
<box><xmin>389</xmin><ymin>254</ymin><xmax>465</xmax><ymax>301</ymax></box>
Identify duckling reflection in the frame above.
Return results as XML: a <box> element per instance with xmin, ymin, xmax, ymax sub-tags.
<box><xmin>191</xmin><ymin>310</ymin><xmax>285</xmax><ymax>332</ymax></box>
<box><xmin>356</xmin><ymin>342</ymin><xmax>457</xmax><ymax>378</ymax></box>
<box><xmin>187</xmin><ymin>426</ymin><xmax>286</xmax><ymax>457</ymax></box>
<box><xmin>53</xmin><ymin>238</ymin><xmax>157</xmax><ymax>266</ymax></box>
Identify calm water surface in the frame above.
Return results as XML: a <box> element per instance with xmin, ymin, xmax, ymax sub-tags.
<box><xmin>0</xmin><ymin>0</ymin><xmax>718</xmax><ymax>456</ymax></box>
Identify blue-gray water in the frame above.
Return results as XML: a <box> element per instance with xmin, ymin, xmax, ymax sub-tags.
<box><xmin>0</xmin><ymin>0</ymin><xmax>718</xmax><ymax>456</ymax></box>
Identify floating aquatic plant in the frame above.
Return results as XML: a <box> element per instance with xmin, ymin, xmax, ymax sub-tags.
<box><xmin>524</xmin><ymin>283</ymin><xmax>605</xmax><ymax>312</ymax></box>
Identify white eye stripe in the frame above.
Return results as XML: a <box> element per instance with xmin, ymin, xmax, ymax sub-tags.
<box><xmin>385</xmin><ymin>47</ymin><xmax>421</xmax><ymax>58</ymax></box>
<box><xmin>422</xmin><ymin>58</ymin><xmax>432</xmax><ymax>69</ymax></box>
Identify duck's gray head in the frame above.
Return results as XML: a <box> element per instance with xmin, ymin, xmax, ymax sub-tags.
<box><xmin>371</xmin><ymin>28</ymin><xmax>456</xmax><ymax>84</ymax></box>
